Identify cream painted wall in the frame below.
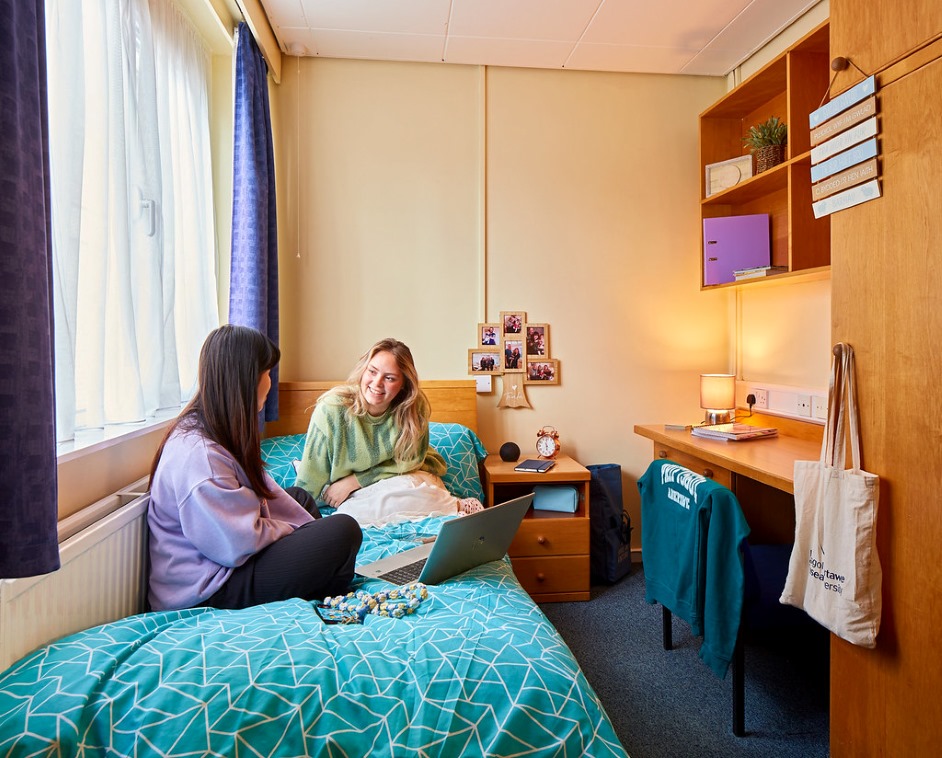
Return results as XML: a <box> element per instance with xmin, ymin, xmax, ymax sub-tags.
<box><xmin>272</xmin><ymin>58</ymin><xmax>730</xmax><ymax>540</ymax></box>
<box><xmin>276</xmin><ymin>58</ymin><xmax>484</xmax><ymax>379</ymax></box>
<box><xmin>738</xmin><ymin>277</ymin><xmax>831</xmax><ymax>388</ymax></box>
<box><xmin>729</xmin><ymin>0</ymin><xmax>832</xmax><ymax>392</ymax></box>
<box><xmin>481</xmin><ymin>66</ymin><xmax>731</xmax><ymax>490</ymax></box>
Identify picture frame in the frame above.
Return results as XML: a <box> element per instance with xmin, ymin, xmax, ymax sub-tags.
<box><xmin>705</xmin><ymin>154</ymin><xmax>753</xmax><ymax>197</ymax></box>
<box><xmin>477</xmin><ymin>322</ymin><xmax>501</xmax><ymax>349</ymax></box>
<box><xmin>525</xmin><ymin>359</ymin><xmax>559</xmax><ymax>385</ymax></box>
<box><xmin>500</xmin><ymin>311</ymin><xmax>525</xmax><ymax>336</ymax></box>
<box><xmin>502</xmin><ymin>339</ymin><xmax>524</xmax><ymax>372</ymax></box>
<box><xmin>524</xmin><ymin>323</ymin><xmax>549</xmax><ymax>357</ymax></box>
<box><xmin>468</xmin><ymin>349</ymin><xmax>502</xmax><ymax>375</ymax></box>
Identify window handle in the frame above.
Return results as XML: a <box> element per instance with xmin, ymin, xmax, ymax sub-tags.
<box><xmin>140</xmin><ymin>197</ymin><xmax>157</xmax><ymax>237</ymax></box>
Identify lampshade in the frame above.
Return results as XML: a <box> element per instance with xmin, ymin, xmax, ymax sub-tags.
<box><xmin>700</xmin><ymin>373</ymin><xmax>735</xmax><ymax>424</ymax></box>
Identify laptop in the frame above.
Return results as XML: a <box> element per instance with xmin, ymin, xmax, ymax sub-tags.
<box><xmin>355</xmin><ymin>493</ymin><xmax>534</xmax><ymax>585</ymax></box>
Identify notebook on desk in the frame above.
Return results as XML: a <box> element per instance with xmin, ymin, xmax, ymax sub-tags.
<box><xmin>355</xmin><ymin>493</ymin><xmax>534</xmax><ymax>585</ymax></box>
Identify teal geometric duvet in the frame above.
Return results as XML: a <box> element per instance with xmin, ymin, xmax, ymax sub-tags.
<box><xmin>0</xmin><ymin>515</ymin><xmax>628</xmax><ymax>757</ymax></box>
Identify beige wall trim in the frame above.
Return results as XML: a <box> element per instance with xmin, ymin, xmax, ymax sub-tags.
<box><xmin>235</xmin><ymin>0</ymin><xmax>283</xmax><ymax>83</ymax></box>
<box><xmin>173</xmin><ymin>0</ymin><xmax>234</xmax><ymax>55</ymax></box>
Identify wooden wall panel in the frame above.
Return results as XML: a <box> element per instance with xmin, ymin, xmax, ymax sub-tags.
<box><xmin>829</xmin><ymin>40</ymin><xmax>942</xmax><ymax>755</ymax></box>
<box><xmin>831</xmin><ymin>0</ymin><xmax>942</xmax><ymax>87</ymax></box>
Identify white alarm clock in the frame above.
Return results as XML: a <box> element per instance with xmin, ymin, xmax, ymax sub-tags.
<box><xmin>535</xmin><ymin>426</ymin><xmax>560</xmax><ymax>459</ymax></box>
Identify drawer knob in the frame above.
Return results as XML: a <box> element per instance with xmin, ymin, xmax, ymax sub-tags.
<box><xmin>536</xmin><ymin>572</ymin><xmax>546</xmax><ymax>582</ymax></box>
<box><xmin>658</xmin><ymin>450</ymin><xmax>668</xmax><ymax>458</ymax></box>
<box><xmin>703</xmin><ymin>468</ymin><xmax>714</xmax><ymax>479</ymax></box>
<box><xmin>537</xmin><ymin>535</ymin><xmax>547</xmax><ymax>545</ymax></box>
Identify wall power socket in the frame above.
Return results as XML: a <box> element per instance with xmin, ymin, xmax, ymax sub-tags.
<box><xmin>753</xmin><ymin>388</ymin><xmax>769</xmax><ymax>409</ymax></box>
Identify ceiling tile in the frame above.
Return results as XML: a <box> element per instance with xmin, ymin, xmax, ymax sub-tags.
<box><xmin>260</xmin><ymin>0</ymin><xmax>307</xmax><ymax>28</ymax></box>
<box><xmin>583</xmin><ymin>0</ymin><xmax>748</xmax><ymax>49</ymax></box>
<box><xmin>445</xmin><ymin>36</ymin><xmax>574</xmax><ymax>69</ymax></box>
<box><xmin>262</xmin><ymin>0</ymin><xmax>827</xmax><ymax>77</ymax></box>
<box><xmin>298</xmin><ymin>0</ymin><xmax>450</xmax><ymax>34</ymax></box>
<box><xmin>310</xmin><ymin>29</ymin><xmax>446</xmax><ymax>62</ymax></box>
<box><xmin>448</xmin><ymin>0</ymin><xmax>600</xmax><ymax>41</ymax></box>
<box><xmin>567</xmin><ymin>42</ymin><xmax>698</xmax><ymax>75</ymax></box>
<box><xmin>703</xmin><ymin>0</ymin><xmax>821</xmax><ymax>57</ymax></box>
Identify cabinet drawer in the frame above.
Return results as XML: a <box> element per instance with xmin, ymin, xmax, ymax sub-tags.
<box><xmin>510</xmin><ymin>555</ymin><xmax>589</xmax><ymax>595</ymax></box>
<box><xmin>509</xmin><ymin>516</ymin><xmax>589</xmax><ymax>557</ymax></box>
<box><xmin>653</xmin><ymin>444</ymin><xmax>732</xmax><ymax>489</ymax></box>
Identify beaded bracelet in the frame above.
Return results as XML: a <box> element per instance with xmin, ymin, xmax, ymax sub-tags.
<box><xmin>319</xmin><ymin>582</ymin><xmax>429</xmax><ymax>624</ymax></box>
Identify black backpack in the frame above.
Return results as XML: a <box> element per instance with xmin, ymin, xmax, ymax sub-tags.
<box><xmin>588</xmin><ymin>464</ymin><xmax>633</xmax><ymax>583</ymax></box>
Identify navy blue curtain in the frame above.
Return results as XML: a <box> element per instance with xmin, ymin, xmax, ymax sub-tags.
<box><xmin>0</xmin><ymin>0</ymin><xmax>60</xmax><ymax>577</ymax></box>
<box><xmin>229</xmin><ymin>23</ymin><xmax>279</xmax><ymax>421</ymax></box>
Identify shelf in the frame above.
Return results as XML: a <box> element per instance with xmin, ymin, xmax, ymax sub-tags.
<box><xmin>701</xmin><ymin>265</ymin><xmax>831</xmax><ymax>291</ymax></box>
<box><xmin>702</xmin><ymin>58</ymin><xmax>787</xmax><ymax>120</ymax></box>
<box><xmin>702</xmin><ymin>159</ymin><xmax>788</xmax><ymax>207</ymax></box>
<box><xmin>698</xmin><ymin>21</ymin><xmax>831</xmax><ymax>288</ymax></box>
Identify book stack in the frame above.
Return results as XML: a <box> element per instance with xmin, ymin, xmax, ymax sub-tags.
<box><xmin>733</xmin><ymin>265</ymin><xmax>789</xmax><ymax>280</ymax></box>
<box><xmin>691</xmin><ymin>423</ymin><xmax>778</xmax><ymax>442</ymax></box>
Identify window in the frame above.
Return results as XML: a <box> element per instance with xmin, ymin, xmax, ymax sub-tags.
<box><xmin>46</xmin><ymin>0</ymin><xmax>219</xmax><ymax>444</ymax></box>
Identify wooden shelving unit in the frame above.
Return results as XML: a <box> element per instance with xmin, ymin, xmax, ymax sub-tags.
<box><xmin>699</xmin><ymin>21</ymin><xmax>831</xmax><ymax>289</ymax></box>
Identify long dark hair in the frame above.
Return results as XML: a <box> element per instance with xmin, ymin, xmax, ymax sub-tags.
<box><xmin>150</xmin><ymin>324</ymin><xmax>281</xmax><ymax>498</ymax></box>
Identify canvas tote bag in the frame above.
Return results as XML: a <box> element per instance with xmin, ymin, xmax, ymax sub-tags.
<box><xmin>779</xmin><ymin>343</ymin><xmax>882</xmax><ymax>647</ymax></box>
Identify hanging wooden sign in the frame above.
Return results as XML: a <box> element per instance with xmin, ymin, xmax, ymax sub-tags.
<box><xmin>812</xmin><ymin>179</ymin><xmax>881</xmax><ymax>219</ymax></box>
<box><xmin>809</xmin><ymin>74</ymin><xmax>881</xmax><ymax>218</ymax></box>
<box><xmin>812</xmin><ymin>158</ymin><xmax>879</xmax><ymax>202</ymax></box>
<box><xmin>810</xmin><ymin>96</ymin><xmax>876</xmax><ymax>147</ymax></box>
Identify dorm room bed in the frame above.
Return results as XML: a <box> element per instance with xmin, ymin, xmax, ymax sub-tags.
<box><xmin>0</xmin><ymin>381</ymin><xmax>627</xmax><ymax>756</ymax></box>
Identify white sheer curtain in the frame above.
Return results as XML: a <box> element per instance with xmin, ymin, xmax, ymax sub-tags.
<box><xmin>47</xmin><ymin>0</ymin><xmax>218</xmax><ymax>442</ymax></box>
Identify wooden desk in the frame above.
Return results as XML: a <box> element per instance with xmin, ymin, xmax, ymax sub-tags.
<box><xmin>634</xmin><ymin>417</ymin><xmax>823</xmax><ymax>542</ymax></box>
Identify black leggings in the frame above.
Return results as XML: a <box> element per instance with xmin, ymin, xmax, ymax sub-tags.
<box><xmin>203</xmin><ymin>487</ymin><xmax>363</xmax><ymax>610</ymax></box>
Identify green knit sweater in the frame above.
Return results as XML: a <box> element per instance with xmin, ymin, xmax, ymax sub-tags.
<box><xmin>294</xmin><ymin>393</ymin><xmax>446</xmax><ymax>501</ymax></box>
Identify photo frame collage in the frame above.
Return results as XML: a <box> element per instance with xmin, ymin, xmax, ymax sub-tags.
<box><xmin>468</xmin><ymin>311</ymin><xmax>559</xmax><ymax>385</ymax></box>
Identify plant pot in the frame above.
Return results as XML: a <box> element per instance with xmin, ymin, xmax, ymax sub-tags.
<box><xmin>754</xmin><ymin>144</ymin><xmax>785</xmax><ymax>173</ymax></box>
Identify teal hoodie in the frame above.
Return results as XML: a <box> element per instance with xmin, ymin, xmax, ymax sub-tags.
<box><xmin>638</xmin><ymin>459</ymin><xmax>750</xmax><ymax>678</ymax></box>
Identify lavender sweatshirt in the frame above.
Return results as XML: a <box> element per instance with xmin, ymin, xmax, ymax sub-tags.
<box><xmin>147</xmin><ymin>428</ymin><xmax>314</xmax><ymax>611</ymax></box>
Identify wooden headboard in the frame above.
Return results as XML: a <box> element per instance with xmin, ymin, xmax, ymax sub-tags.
<box><xmin>263</xmin><ymin>380</ymin><xmax>479</xmax><ymax>438</ymax></box>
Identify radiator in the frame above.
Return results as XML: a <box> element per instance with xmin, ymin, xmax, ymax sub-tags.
<box><xmin>0</xmin><ymin>478</ymin><xmax>150</xmax><ymax>672</ymax></box>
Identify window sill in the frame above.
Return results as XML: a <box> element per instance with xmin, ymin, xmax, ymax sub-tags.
<box><xmin>56</xmin><ymin>406</ymin><xmax>183</xmax><ymax>464</ymax></box>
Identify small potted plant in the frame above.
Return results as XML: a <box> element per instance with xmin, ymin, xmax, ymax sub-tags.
<box><xmin>743</xmin><ymin>116</ymin><xmax>787</xmax><ymax>173</ymax></box>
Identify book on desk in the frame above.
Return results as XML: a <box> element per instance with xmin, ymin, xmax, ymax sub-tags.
<box><xmin>691</xmin><ymin>423</ymin><xmax>778</xmax><ymax>442</ymax></box>
<box><xmin>514</xmin><ymin>458</ymin><xmax>556</xmax><ymax>473</ymax></box>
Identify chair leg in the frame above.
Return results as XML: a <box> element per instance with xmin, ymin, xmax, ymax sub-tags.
<box><xmin>661</xmin><ymin>605</ymin><xmax>673</xmax><ymax>650</ymax></box>
<box><xmin>732</xmin><ymin>632</ymin><xmax>745</xmax><ymax>737</ymax></box>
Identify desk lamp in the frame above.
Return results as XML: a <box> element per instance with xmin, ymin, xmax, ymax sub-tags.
<box><xmin>700</xmin><ymin>374</ymin><xmax>735</xmax><ymax>425</ymax></box>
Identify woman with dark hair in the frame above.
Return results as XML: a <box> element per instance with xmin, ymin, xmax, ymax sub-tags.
<box><xmin>147</xmin><ymin>324</ymin><xmax>362</xmax><ymax>611</ymax></box>
<box><xmin>295</xmin><ymin>338</ymin><xmax>482</xmax><ymax>521</ymax></box>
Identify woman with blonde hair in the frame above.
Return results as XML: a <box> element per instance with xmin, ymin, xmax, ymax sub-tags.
<box><xmin>295</xmin><ymin>338</ymin><xmax>482</xmax><ymax>522</ymax></box>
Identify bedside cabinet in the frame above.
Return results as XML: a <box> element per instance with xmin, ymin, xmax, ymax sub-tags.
<box><xmin>482</xmin><ymin>454</ymin><xmax>590</xmax><ymax>603</ymax></box>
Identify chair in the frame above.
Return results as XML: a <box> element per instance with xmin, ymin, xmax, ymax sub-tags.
<box><xmin>639</xmin><ymin>458</ymin><xmax>794</xmax><ymax>737</ymax></box>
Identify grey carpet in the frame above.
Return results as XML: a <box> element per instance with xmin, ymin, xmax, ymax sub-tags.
<box><xmin>539</xmin><ymin>566</ymin><xmax>829</xmax><ymax>758</ymax></box>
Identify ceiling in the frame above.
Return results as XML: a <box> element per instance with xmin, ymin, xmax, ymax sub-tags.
<box><xmin>257</xmin><ymin>0</ymin><xmax>822</xmax><ymax>77</ymax></box>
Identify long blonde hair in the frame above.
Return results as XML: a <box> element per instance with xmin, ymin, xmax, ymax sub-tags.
<box><xmin>325</xmin><ymin>338</ymin><xmax>430</xmax><ymax>463</ymax></box>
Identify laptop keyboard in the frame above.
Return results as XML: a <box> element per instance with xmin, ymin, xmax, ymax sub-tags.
<box><xmin>378</xmin><ymin>558</ymin><xmax>428</xmax><ymax>585</ymax></box>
